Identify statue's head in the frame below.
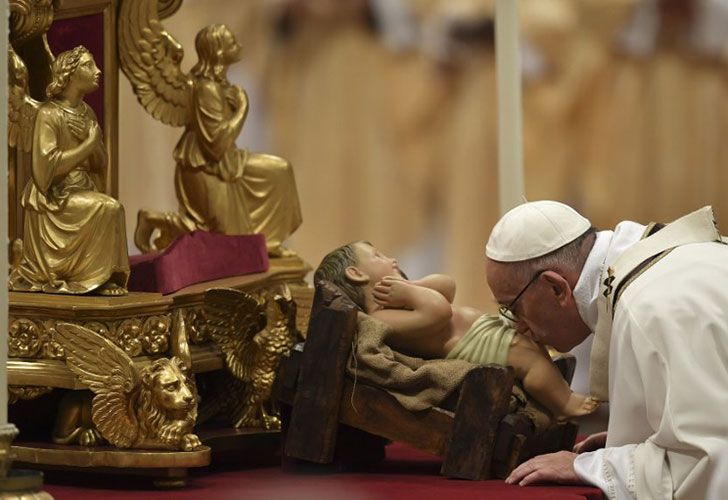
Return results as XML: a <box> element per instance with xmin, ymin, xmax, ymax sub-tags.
<box><xmin>315</xmin><ymin>241</ymin><xmax>407</xmax><ymax>312</ymax></box>
<box><xmin>191</xmin><ymin>24</ymin><xmax>241</xmax><ymax>81</ymax></box>
<box><xmin>46</xmin><ymin>46</ymin><xmax>100</xmax><ymax>98</ymax></box>
<box><xmin>142</xmin><ymin>357</ymin><xmax>195</xmax><ymax>415</ymax></box>
<box><xmin>315</xmin><ymin>242</ymin><xmax>366</xmax><ymax>310</ymax></box>
<box><xmin>137</xmin><ymin>357</ymin><xmax>196</xmax><ymax>442</ymax></box>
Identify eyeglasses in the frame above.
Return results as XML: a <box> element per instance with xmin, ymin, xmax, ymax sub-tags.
<box><xmin>498</xmin><ymin>270</ymin><xmax>545</xmax><ymax>323</ymax></box>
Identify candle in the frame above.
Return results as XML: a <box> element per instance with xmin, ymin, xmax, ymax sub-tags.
<box><xmin>495</xmin><ymin>0</ymin><xmax>525</xmax><ymax>215</ymax></box>
<box><xmin>1</xmin><ymin>0</ymin><xmax>9</xmax><ymax>426</ymax></box>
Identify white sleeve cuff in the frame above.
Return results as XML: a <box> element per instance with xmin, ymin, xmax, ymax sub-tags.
<box><xmin>574</xmin><ymin>445</ymin><xmax>638</xmax><ymax>500</ymax></box>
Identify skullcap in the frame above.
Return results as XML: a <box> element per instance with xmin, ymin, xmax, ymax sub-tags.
<box><xmin>486</xmin><ymin>200</ymin><xmax>591</xmax><ymax>262</ymax></box>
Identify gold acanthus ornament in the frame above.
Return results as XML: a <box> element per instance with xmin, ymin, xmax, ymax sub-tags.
<box><xmin>53</xmin><ymin>323</ymin><xmax>202</xmax><ymax>451</ymax></box>
<box><xmin>118</xmin><ymin>0</ymin><xmax>302</xmax><ymax>256</ymax></box>
<box><xmin>8</xmin><ymin>315</ymin><xmax>171</xmax><ymax>359</ymax></box>
<box><xmin>8</xmin><ymin>45</ymin><xmax>130</xmax><ymax>295</ymax></box>
<box><xmin>203</xmin><ymin>286</ymin><xmax>298</xmax><ymax>430</ymax></box>
<box><xmin>9</xmin><ymin>0</ymin><xmax>54</xmax><ymax>46</ymax></box>
<box><xmin>8</xmin><ymin>386</ymin><xmax>53</xmax><ymax>405</ymax></box>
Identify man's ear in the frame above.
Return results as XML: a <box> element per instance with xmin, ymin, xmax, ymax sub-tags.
<box><xmin>345</xmin><ymin>266</ymin><xmax>369</xmax><ymax>284</ymax></box>
<box><xmin>542</xmin><ymin>271</ymin><xmax>572</xmax><ymax>305</ymax></box>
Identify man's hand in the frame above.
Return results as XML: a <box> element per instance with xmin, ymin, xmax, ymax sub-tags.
<box><xmin>373</xmin><ymin>276</ymin><xmax>412</xmax><ymax>309</ymax></box>
<box><xmin>573</xmin><ymin>431</ymin><xmax>607</xmax><ymax>454</ymax></box>
<box><xmin>505</xmin><ymin>451</ymin><xmax>583</xmax><ymax>486</ymax></box>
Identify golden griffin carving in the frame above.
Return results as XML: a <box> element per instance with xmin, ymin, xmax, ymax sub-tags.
<box><xmin>203</xmin><ymin>287</ymin><xmax>298</xmax><ymax>430</ymax></box>
<box><xmin>118</xmin><ymin>0</ymin><xmax>302</xmax><ymax>256</ymax></box>
<box><xmin>52</xmin><ymin>323</ymin><xmax>202</xmax><ymax>451</ymax></box>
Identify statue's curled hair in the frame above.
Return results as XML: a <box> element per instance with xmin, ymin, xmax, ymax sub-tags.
<box><xmin>191</xmin><ymin>24</ymin><xmax>232</xmax><ymax>81</ymax></box>
<box><xmin>46</xmin><ymin>46</ymin><xmax>91</xmax><ymax>98</ymax></box>
<box><xmin>314</xmin><ymin>242</ymin><xmax>367</xmax><ymax>311</ymax></box>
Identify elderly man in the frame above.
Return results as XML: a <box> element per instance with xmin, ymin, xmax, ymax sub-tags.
<box><xmin>485</xmin><ymin>200</ymin><xmax>728</xmax><ymax>499</ymax></box>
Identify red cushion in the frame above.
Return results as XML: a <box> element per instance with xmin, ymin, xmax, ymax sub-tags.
<box><xmin>128</xmin><ymin>231</ymin><xmax>269</xmax><ymax>294</ymax></box>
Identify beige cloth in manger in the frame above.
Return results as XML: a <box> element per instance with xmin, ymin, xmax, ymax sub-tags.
<box><xmin>346</xmin><ymin>312</ymin><xmax>551</xmax><ymax>432</ymax></box>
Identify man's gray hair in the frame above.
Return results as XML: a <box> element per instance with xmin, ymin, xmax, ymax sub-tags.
<box><xmin>506</xmin><ymin>227</ymin><xmax>597</xmax><ymax>283</ymax></box>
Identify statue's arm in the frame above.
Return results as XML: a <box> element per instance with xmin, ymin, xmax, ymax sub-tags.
<box><xmin>410</xmin><ymin>274</ymin><xmax>456</xmax><ymax>303</ymax></box>
<box><xmin>32</xmin><ymin>107</ymin><xmax>99</xmax><ymax>192</ymax></box>
<box><xmin>193</xmin><ymin>80</ymin><xmax>247</xmax><ymax>161</ymax></box>
<box><xmin>371</xmin><ymin>283</ymin><xmax>452</xmax><ymax>356</ymax></box>
<box><xmin>86</xmin><ymin>106</ymin><xmax>108</xmax><ymax>183</ymax></box>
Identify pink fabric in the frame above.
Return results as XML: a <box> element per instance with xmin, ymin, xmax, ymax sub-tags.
<box><xmin>128</xmin><ymin>231</ymin><xmax>269</xmax><ymax>294</ymax></box>
<box><xmin>42</xmin><ymin>443</ymin><xmax>604</xmax><ymax>499</ymax></box>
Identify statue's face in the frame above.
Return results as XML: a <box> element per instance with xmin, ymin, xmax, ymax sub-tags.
<box><xmin>221</xmin><ymin>29</ymin><xmax>242</xmax><ymax>64</ymax></box>
<box><xmin>350</xmin><ymin>242</ymin><xmax>402</xmax><ymax>284</ymax></box>
<box><xmin>71</xmin><ymin>52</ymin><xmax>101</xmax><ymax>94</ymax></box>
<box><xmin>150</xmin><ymin>361</ymin><xmax>195</xmax><ymax>413</ymax></box>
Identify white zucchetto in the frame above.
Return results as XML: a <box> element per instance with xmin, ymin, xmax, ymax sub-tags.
<box><xmin>486</xmin><ymin>200</ymin><xmax>591</xmax><ymax>262</ymax></box>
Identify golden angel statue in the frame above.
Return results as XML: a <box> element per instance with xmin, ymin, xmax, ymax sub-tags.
<box><xmin>8</xmin><ymin>45</ymin><xmax>130</xmax><ymax>295</ymax></box>
<box><xmin>203</xmin><ymin>287</ymin><xmax>298</xmax><ymax>429</ymax></box>
<box><xmin>54</xmin><ymin>322</ymin><xmax>203</xmax><ymax>451</ymax></box>
<box><xmin>119</xmin><ymin>1</ymin><xmax>302</xmax><ymax>256</ymax></box>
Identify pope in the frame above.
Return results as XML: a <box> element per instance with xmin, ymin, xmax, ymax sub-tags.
<box><xmin>485</xmin><ymin>200</ymin><xmax>728</xmax><ymax>499</ymax></box>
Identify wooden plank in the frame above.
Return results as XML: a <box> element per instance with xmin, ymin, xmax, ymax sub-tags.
<box><xmin>339</xmin><ymin>381</ymin><xmax>454</xmax><ymax>456</ymax></box>
<box><xmin>441</xmin><ymin>365</ymin><xmax>514</xmax><ymax>480</ymax></box>
<box><xmin>560</xmin><ymin>421</ymin><xmax>579</xmax><ymax>451</ymax></box>
<box><xmin>284</xmin><ymin>285</ymin><xmax>358</xmax><ymax>463</ymax></box>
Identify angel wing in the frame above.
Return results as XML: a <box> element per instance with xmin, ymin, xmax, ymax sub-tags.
<box><xmin>8</xmin><ymin>46</ymin><xmax>39</xmax><ymax>152</ymax></box>
<box><xmin>118</xmin><ymin>0</ymin><xmax>192</xmax><ymax>127</ymax></box>
<box><xmin>204</xmin><ymin>288</ymin><xmax>267</xmax><ymax>382</ymax></box>
<box><xmin>54</xmin><ymin>322</ymin><xmax>140</xmax><ymax>448</ymax></box>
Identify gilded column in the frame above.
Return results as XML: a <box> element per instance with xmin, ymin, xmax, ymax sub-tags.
<box><xmin>1</xmin><ymin>0</ymin><xmax>21</xmax><ymax>474</ymax></box>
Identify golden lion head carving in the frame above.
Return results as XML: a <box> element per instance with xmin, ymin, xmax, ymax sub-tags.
<box><xmin>137</xmin><ymin>357</ymin><xmax>200</xmax><ymax>450</ymax></box>
<box><xmin>55</xmin><ymin>322</ymin><xmax>203</xmax><ymax>451</ymax></box>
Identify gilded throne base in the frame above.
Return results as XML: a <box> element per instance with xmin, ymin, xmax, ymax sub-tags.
<box><xmin>8</xmin><ymin>255</ymin><xmax>313</xmax><ymax>486</ymax></box>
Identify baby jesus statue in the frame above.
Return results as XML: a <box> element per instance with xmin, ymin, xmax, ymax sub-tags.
<box><xmin>315</xmin><ymin>241</ymin><xmax>598</xmax><ymax>418</ymax></box>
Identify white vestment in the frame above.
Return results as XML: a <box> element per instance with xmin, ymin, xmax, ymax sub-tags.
<box><xmin>573</xmin><ymin>207</ymin><xmax>728</xmax><ymax>499</ymax></box>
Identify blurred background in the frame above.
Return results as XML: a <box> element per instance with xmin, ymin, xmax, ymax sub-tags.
<box><xmin>119</xmin><ymin>0</ymin><xmax>728</xmax><ymax>314</ymax></box>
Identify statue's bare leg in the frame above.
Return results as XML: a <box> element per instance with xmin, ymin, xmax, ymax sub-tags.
<box><xmin>562</xmin><ymin>393</ymin><xmax>600</xmax><ymax>418</ymax></box>
<box><xmin>507</xmin><ymin>333</ymin><xmax>599</xmax><ymax>418</ymax></box>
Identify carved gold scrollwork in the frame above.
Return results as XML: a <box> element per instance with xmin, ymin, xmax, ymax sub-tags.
<box><xmin>184</xmin><ymin>308</ymin><xmax>209</xmax><ymax>344</ymax></box>
<box><xmin>115</xmin><ymin>319</ymin><xmax>143</xmax><ymax>357</ymax></box>
<box><xmin>9</xmin><ymin>0</ymin><xmax>54</xmax><ymax>46</ymax></box>
<box><xmin>9</xmin><ymin>318</ymin><xmax>42</xmax><ymax>358</ymax></box>
<box><xmin>8</xmin><ymin>385</ymin><xmax>53</xmax><ymax>405</ymax></box>
<box><xmin>142</xmin><ymin>315</ymin><xmax>171</xmax><ymax>354</ymax></box>
<box><xmin>8</xmin><ymin>315</ymin><xmax>173</xmax><ymax>360</ymax></box>
<box><xmin>83</xmin><ymin>321</ymin><xmax>110</xmax><ymax>337</ymax></box>
<box><xmin>41</xmin><ymin>320</ymin><xmax>65</xmax><ymax>359</ymax></box>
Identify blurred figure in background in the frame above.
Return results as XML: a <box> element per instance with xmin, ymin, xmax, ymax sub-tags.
<box><xmin>119</xmin><ymin>0</ymin><xmax>728</xmax><ymax>309</ymax></box>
